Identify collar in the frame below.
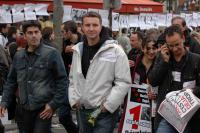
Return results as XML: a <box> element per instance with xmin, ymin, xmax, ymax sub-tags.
<box><xmin>25</xmin><ymin>43</ymin><xmax>42</xmax><ymax>56</ymax></box>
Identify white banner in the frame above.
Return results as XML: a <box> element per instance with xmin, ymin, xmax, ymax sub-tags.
<box><xmin>63</xmin><ymin>5</ymin><xmax>72</xmax><ymax>23</ymax></box>
<box><xmin>24</xmin><ymin>3</ymin><xmax>36</xmax><ymax>21</ymax></box>
<box><xmin>112</xmin><ymin>12</ymin><xmax>119</xmax><ymax>31</ymax></box>
<box><xmin>0</xmin><ymin>8</ymin><xmax>12</xmax><ymax>23</ymax></box>
<box><xmin>99</xmin><ymin>9</ymin><xmax>109</xmax><ymax>27</ymax></box>
<box><xmin>12</xmin><ymin>4</ymin><xmax>25</xmax><ymax>23</ymax></box>
<box><xmin>71</xmin><ymin>8</ymin><xmax>87</xmax><ymax>23</ymax></box>
<box><xmin>35</xmin><ymin>4</ymin><xmax>49</xmax><ymax>16</ymax></box>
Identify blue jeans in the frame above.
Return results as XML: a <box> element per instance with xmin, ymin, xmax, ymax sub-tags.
<box><xmin>156</xmin><ymin>119</ymin><xmax>191</xmax><ymax>133</ymax></box>
<box><xmin>17</xmin><ymin>106</ymin><xmax>52</xmax><ymax>133</ymax></box>
<box><xmin>77</xmin><ymin>108</ymin><xmax>119</xmax><ymax>133</ymax></box>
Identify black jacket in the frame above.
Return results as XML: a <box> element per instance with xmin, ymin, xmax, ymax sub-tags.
<box><xmin>1</xmin><ymin>43</ymin><xmax>68</xmax><ymax>111</ymax></box>
<box><xmin>148</xmin><ymin>51</ymin><xmax>200</xmax><ymax>132</ymax></box>
<box><xmin>184</xmin><ymin>29</ymin><xmax>200</xmax><ymax>55</ymax></box>
<box><xmin>0</xmin><ymin>45</ymin><xmax>9</xmax><ymax>94</ymax></box>
<box><xmin>131</xmin><ymin>54</ymin><xmax>153</xmax><ymax>84</ymax></box>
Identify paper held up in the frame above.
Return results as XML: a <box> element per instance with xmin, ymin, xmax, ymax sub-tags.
<box><xmin>158</xmin><ymin>89</ymin><xmax>200</xmax><ymax>133</ymax></box>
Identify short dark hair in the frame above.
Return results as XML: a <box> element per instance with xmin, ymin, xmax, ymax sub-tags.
<box><xmin>0</xmin><ymin>24</ymin><xmax>7</xmax><ymax>32</ymax></box>
<box><xmin>81</xmin><ymin>11</ymin><xmax>102</xmax><ymax>25</ymax></box>
<box><xmin>7</xmin><ymin>26</ymin><xmax>17</xmax><ymax>37</ymax></box>
<box><xmin>22</xmin><ymin>20</ymin><xmax>42</xmax><ymax>33</ymax></box>
<box><xmin>165</xmin><ymin>25</ymin><xmax>184</xmax><ymax>38</ymax></box>
<box><xmin>121</xmin><ymin>28</ymin><xmax>128</xmax><ymax>34</ymax></box>
<box><xmin>142</xmin><ymin>37</ymin><xmax>158</xmax><ymax>48</ymax></box>
<box><xmin>171</xmin><ymin>16</ymin><xmax>186</xmax><ymax>27</ymax></box>
<box><xmin>131</xmin><ymin>31</ymin><xmax>145</xmax><ymax>42</ymax></box>
<box><xmin>42</xmin><ymin>27</ymin><xmax>53</xmax><ymax>40</ymax></box>
<box><xmin>63</xmin><ymin>20</ymin><xmax>77</xmax><ymax>34</ymax></box>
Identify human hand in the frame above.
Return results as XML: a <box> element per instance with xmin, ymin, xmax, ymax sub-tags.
<box><xmin>0</xmin><ymin>106</ymin><xmax>6</xmax><ymax>117</ymax></box>
<box><xmin>72</xmin><ymin>102</ymin><xmax>81</xmax><ymax>110</ymax></box>
<box><xmin>147</xmin><ymin>91</ymin><xmax>157</xmax><ymax>100</ymax></box>
<box><xmin>129</xmin><ymin>60</ymin><xmax>135</xmax><ymax>67</ymax></box>
<box><xmin>40</xmin><ymin>104</ymin><xmax>54</xmax><ymax>119</ymax></box>
<box><xmin>65</xmin><ymin>45</ymin><xmax>74</xmax><ymax>53</ymax></box>
<box><xmin>160</xmin><ymin>44</ymin><xmax>170</xmax><ymax>62</ymax></box>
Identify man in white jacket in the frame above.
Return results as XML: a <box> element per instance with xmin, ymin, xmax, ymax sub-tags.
<box><xmin>0</xmin><ymin>24</ymin><xmax>8</xmax><ymax>47</ymax></box>
<box><xmin>68</xmin><ymin>11</ymin><xmax>131</xmax><ymax>133</ymax></box>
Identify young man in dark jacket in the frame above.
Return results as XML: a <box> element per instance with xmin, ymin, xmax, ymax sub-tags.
<box><xmin>0</xmin><ymin>20</ymin><xmax>68</xmax><ymax>133</ymax></box>
<box><xmin>148</xmin><ymin>25</ymin><xmax>200</xmax><ymax>133</ymax></box>
<box><xmin>59</xmin><ymin>20</ymin><xmax>81</xmax><ymax>133</ymax></box>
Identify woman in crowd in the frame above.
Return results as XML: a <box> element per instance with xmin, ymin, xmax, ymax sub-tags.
<box><xmin>118</xmin><ymin>37</ymin><xmax>158</xmax><ymax>133</ymax></box>
<box><xmin>41</xmin><ymin>26</ymin><xmax>55</xmax><ymax>47</ymax></box>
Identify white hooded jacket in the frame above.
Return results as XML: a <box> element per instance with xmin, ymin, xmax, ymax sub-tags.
<box><xmin>68</xmin><ymin>40</ymin><xmax>131</xmax><ymax>113</ymax></box>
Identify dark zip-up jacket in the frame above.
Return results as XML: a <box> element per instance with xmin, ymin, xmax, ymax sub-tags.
<box><xmin>148</xmin><ymin>51</ymin><xmax>200</xmax><ymax>132</ymax></box>
<box><xmin>1</xmin><ymin>43</ymin><xmax>68</xmax><ymax>111</ymax></box>
<box><xmin>184</xmin><ymin>29</ymin><xmax>200</xmax><ymax>55</ymax></box>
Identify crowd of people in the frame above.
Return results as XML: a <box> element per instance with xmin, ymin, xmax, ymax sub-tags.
<box><xmin>0</xmin><ymin>11</ymin><xmax>200</xmax><ymax>133</ymax></box>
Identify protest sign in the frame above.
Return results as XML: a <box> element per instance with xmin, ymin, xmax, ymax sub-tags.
<box><xmin>24</xmin><ymin>3</ymin><xmax>36</xmax><ymax>21</ymax></box>
<box><xmin>63</xmin><ymin>5</ymin><xmax>72</xmax><ymax>23</ymax></box>
<box><xmin>99</xmin><ymin>9</ymin><xmax>109</xmax><ymax>27</ymax></box>
<box><xmin>112</xmin><ymin>12</ymin><xmax>120</xmax><ymax>31</ymax></box>
<box><xmin>138</xmin><ymin>13</ymin><xmax>147</xmax><ymax>29</ymax></box>
<box><xmin>0</xmin><ymin>8</ymin><xmax>12</xmax><ymax>23</ymax></box>
<box><xmin>71</xmin><ymin>8</ymin><xmax>87</xmax><ymax>23</ymax></box>
<box><xmin>156</xmin><ymin>14</ymin><xmax>166</xmax><ymax>27</ymax></box>
<box><xmin>185</xmin><ymin>14</ymin><xmax>193</xmax><ymax>27</ymax></box>
<box><xmin>166</xmin><ymin>13</ymin><xmax>173</xmax><ymax>27</ymax></box>
<box><xmin>119</xmin><ymin>15</ymin><xmax>129</xmax><ymax>28</ymax></box>
<box><xmin>12</xmin><ymin>4</ymin><xmax>25</xmax><ymax>23</ymax></box>
<box><xmin>129</xmin><ymin>15</ymin><xmax>139</xmax><ymax>27</ymax></box>
<box><xmin>35</xmin><ymin>4</ymin><xmax>49</xmax><ymax>16</ymax></box>
<box><xmin>122</xmin><ymin>84</ymin><xmax>151</xmax><ymax>133</ymax></box>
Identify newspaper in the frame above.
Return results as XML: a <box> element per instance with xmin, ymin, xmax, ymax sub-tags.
<box><xmin>158</xmin><ymin>89</ymin><xmax>200</xmax><ymax>133</ymax></box>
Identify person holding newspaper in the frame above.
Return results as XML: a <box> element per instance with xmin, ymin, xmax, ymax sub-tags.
<box><xmin>148</xmin><ymin>25</ymin><xmax>200</xmax><ymax>133</ymax></box>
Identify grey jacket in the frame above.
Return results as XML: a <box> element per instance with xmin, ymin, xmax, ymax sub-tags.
<box><xmin>1</xmin><ymin>43</ymin><xmax>68</xmax><ymax>111</ymax></box>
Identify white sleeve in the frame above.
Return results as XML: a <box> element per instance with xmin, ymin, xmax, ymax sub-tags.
<box><xmin>104</xmin><ymin>49</ymin><xmax>131</xmax><ymax>113</ymax></box>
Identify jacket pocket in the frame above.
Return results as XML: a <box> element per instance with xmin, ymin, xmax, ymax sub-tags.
<box><xmin>34</xmin><ymin>61</ymin><xmax>50</xmax><ymax>78</ymax></box>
